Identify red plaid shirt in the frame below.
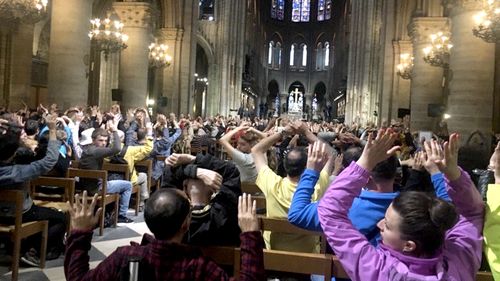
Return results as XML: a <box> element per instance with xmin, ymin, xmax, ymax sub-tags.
<box><xmin>64</xmin><ymin>230</ymin><xmax>265</xmax><ymax>281</ymax></box>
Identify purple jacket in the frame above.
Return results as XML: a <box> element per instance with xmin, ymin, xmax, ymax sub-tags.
<box><xmin>318</xmin><ymin>162</ymin><xmax>484</xmax><ymax>281</ymax></box>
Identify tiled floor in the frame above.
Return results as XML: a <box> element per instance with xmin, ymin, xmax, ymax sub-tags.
<box><xmin>0</xmin><ymin>210</ymin><xmax>149</xmax><ymax>281</ymax></box>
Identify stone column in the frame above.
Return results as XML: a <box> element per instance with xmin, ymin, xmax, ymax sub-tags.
<box><xmin>444</xmin><ymin>0</ymin><xmax>495</xmax><ymax>140</ymax></box>
<box><xmin>408</xmin><ymin>17</ymin><xmax>449</xmax><ymax>131</ymax></box>
<box><xmin>48</xmin><ymin>0</ymin><xmax>93</xmax><ymax>108</ymax></box>
<box><xmin>157</xmin><ymin>27</ymin><xmax>183</xmax><ymax>114</ymax></box>
<box><xmin>113</xmin><ymin>2</ymin><xmax>152</xmax><ymax>110</ymax></box>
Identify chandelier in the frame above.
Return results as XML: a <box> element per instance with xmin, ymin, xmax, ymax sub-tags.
<box><xmin>472</xmin><ymin>0</ymin><xmax>500</xmax><ymax>43</ymax></box>
<box><xmin>0</xmin><ymin>0</ymin><xmax>48</xmax><ymax>23</ymax></box>
<box><xmin>88</xmin><ymin>16</ymin><xmax>128</xmax><ymax>59</ymax></box>
<box><xmin>422</xmin><ymin>32</ymin><xmax>453</xmax><ymax>68</ymax></box>
<box><xmin>148</xmin><ymin>43</ymin><xmax>172</xmax><ymax>68</ymax></box>
<box><xmin>396</xmin><ymin>53</ymin><xmax>414</xmax><ymax>80</ymax></box>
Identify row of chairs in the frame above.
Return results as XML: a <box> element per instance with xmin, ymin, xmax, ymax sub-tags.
<box><xmin>0</xmin><ymin>159</ymin><xmax>155</xmax><ymax>281</ymax></box>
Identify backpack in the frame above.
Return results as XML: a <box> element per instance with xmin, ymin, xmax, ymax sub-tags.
<box><xmin>109</xmin><ymin>145</ymin><xmax>128</xmax><ymax>165</ymax></box>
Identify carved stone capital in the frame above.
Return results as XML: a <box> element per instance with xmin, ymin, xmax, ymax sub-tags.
<box><xmin>442</xmin><ymin>0</ymin><xmax>484</xmax><ymax>16</ymax></box>
<box><xmin>113</xmin><ymin>2</ymin><xmax>153</xmax><ymax>28</ymax></box>
<box><xmin>157</xmin><ymin>27</ymin><xmax>184</xmax><ymax>42</ymax></box>
<box><xmin>408</xmin><ymin>17</ymin><xmax>450</xmax><ymax>44</ymax></box>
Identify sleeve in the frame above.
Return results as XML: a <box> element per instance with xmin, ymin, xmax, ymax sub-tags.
<box><xmin>442</xmin><ymin>169</ymin><xmax>485</xmax><ymax>281</ymax></box>
<box><xmin>255</xmin><ymin>165</ymin><xmax>283</xmax><ymax>198</ymax></box>
<box><xmin>237</xmin><ymin>231</ymin><xmax>266</xmax><ymax>281</ymax></box>
<box><xmin>70</xmin><ymin>122</ymin><xmax>82</xmax><ymax>160</ymax></box>
<box><xmin>484</xmin><ymin>184</ymin><xmax>500</xmax><ymax>281</ymax></box>
<box><xmin>430</xmin><ymin>172</ymin><xmax>451</xmax><ymax>201</ymax></box>
<box><xmin>64</xmin><ymin>230</ymin><xmax>122</xmax><ymax>281</ymax></box>
<box><xmin>194</xmin><ymin>153</ymin><xmax>241</xmax><ymax>197</ymax></box>
<box><xmin>317</xmin><ymin>162</ymin><xmax>385</xmax><ymax>281</ymax></box>
<box><xmin>0</xmin><ymin>140</ymin><xmax>60</xmax><ymax>185</ymax></box>
<box><xmin>230</xmin><ymin>149</ymin><xmax>247</xmax><ymax>165</ymax></box>
<box><xmin>288</xmin><ymin>169</ymin><xmax>322</xmax><ymax>231</ymax></box>
<box><xmin>168</xmin><ymin>128</ymin><xmax>182</xmax><ymax>143</ymax></box>
<box><xmin>125</xmin><ymin>121</ymin><xmax>138</xmax><ymax>146</ymax></box>
<box><xmin>312</xmin><ymin>169</ymin><xmax>330</xmax><ymax>201</ymax></box>
<box><xmin>126</xmin><ymin>139</ymin><xmax>153</xmax><ymax>162</ymax></box>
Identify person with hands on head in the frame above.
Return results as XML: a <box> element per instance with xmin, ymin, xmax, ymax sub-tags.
<box><xmin>484</xmin><ymin>141</ymin><xmax>500</xmax><ymax>280</ymax></box>
<box><xmin>162</xmin><ymin>152</ymin><xmax>242</xmax><ymax>246</ymax></box>
<box><xmin>318</xmin><ymin>132</ymin><xmax>485</xmax><ymax>281</ymax></box>
<box><xmin>64</xmin><ymin>190</ymin><xmax>265</xmax><ymax>281</ymax></box>
<box><xmin>151</xmin><ymin>114</ymin><xmax>182</xmax><ymax>181</ymax></box>
<box><xmin>219</xmin><ymin>122</ymin><xmax>261</xmax><ymax>182</ymax></box>
<box><xmin>0</xmin><ymin>114</ymin><xmax>67</xmax><ymax>265</ymax></box>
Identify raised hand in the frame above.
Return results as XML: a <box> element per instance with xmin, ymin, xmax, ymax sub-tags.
<box><xmin>431</xmin><ymin>133</ymin><xmax>460</xmax><ymax>181</ymax></box>
<box><xmin>357</xmin><ymin>129</ymin><xmax>400</xmax><ymax>171</ymax></box>
<box><xmin>196</xmin><ymin>168</ymin><xmax>223</xmax><ymax>193</ymax></box>
<box><xmin>45</xmin><ymin>114</ymin><xmax>57</xmax><ymax>131</ymax></box>
<box><xmin>106</xmin><ymin>120</ymin><xmax>117</xmax><ymax>132</ymax></box>
<box><xmin>422</xmin><ymin>141</ymin><xmax>442</xmax><ymax>175</ymax></box>
<box><xmin>306</xmin><ymin>141</ymin><xmax>330</xmax><ymax>172</ymax></box>
<box><xmin>238</xmin><ymin>193</ymin><xmax>259</xmax><ymax>233</ymax></box>
<box><xmin>69</xmin><ymin>191</ymin><xmax>102</xmax><ymax>231</ymax></box>
<box><xmin>332</xmin><ymin>153</ymin><xmax>344</xmax><ymax>176</ymax></box>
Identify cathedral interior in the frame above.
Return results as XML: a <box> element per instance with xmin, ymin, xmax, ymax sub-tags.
<box><xmin>0</xmin><ymin>0</ymin><xmax>499</xmax><ymax>139</ymax></box>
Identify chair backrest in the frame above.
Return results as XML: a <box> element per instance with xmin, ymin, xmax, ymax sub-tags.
<box><xmin>102</xmin><ymin>162</ymin><xmax>130</xmax><ymax>180</ymax></box>
<box><xmin>135</xmin><ymin>159</ymin><xmax>153</xmax><ymax>189</ymax></box>
<box><xmin>259</xmin><ymin>216</ymin><xmax>327</xmax><ymax>253</ymax></box>
<box><xmin>262</xmin><ymin>249</ymin><xmax>334</xmax><ymax>279</ymax></box>
<box><xmin>0</xmin><ymin>190</ymin><xmax>24</xmax><ymax>233</ymax></box>
<box><xmin>476</xmin><ymin>271</ymin><xmax>494</xmax><ymax>281</ymax></box>
<box><xmin>241</xmin><ymin>182</ymin><xmax>261</xmax><ymax>194</ymax></box>
<box><xmin>30</xmin><ymin>177</ymin><xmax>76</xmax><ymax>202</ymax></box>
<box><xmin>67</xmin><ymin>168</ymin><xmax>108</xmax><ymax>194</ymax></box>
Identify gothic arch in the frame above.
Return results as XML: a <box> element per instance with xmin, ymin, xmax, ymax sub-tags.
<box><xmin>196</xmin><ymin>34</ymin><xmax>215</xmax><ymax>64</ymax></box>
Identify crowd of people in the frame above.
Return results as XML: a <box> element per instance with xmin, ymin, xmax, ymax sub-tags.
<box><xmin>0</xmin><ymin>102</ymin><xmax>499</xmax><ymax>281</ymax></box>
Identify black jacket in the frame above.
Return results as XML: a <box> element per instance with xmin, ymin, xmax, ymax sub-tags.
<box><xmin>162</xmin><ymin>153</ymin><xmax>242</xmax><ymax>246</ymax></box>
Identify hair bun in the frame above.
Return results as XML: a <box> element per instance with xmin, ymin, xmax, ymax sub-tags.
<box><xmin>429</xmin><ymin>198</ymin><xmax>458</xmax><ymax>232</ymax></box>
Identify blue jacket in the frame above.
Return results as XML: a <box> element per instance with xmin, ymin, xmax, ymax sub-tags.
<box><xmin>151</xmin><ymin>127</ymin><xmax>181</xmax><ymax>180</ymax></box>
<box><xmin>288</xmin><ymin>169</ymin><xmax>450</xmax><ymax>236</ymax></box>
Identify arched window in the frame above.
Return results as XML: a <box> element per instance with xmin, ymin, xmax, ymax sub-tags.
<box><xmin>324</xmin><ymin>42</ymin><xmax>330</xmax><ymax>68</ymax></box>
<box><xmin>317</xmin><ymin>0</ymin><xmax>332</xmax><ymax>21</ymax></box>
<box><xmin>316</xmin><ymin>42</ymin><xmax>323</xmax><ymax>70</ymax></box>
<box><xmin>271</xmin><ymin>0</ymin><xmax>285</xmax><ymax>20</ymax></box>
<box><xmin>268</xmin><ymin>41</ymin><xmax>274</xmax><ymax>65</ymax></box>
<box><xmin>275</xmin><ymin>42</ymin><xmax>282</xmax><ymax>68</ymax></box>
<box><xmin>301</xmin><ymin>44</ymin><xmax>307</xmax><ymax>67</ymax></box>
<box><xmin>292</xmin><ymin>0</ymin><xmax>310</xmax><ymax>22</ymax></box>
<box><xmin>290</xmin><ymin>44</ymin><xmax>296</xmax><ymax>66</ymax></box>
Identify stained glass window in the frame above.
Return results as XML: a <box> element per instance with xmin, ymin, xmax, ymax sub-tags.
<box><xmin>268</xmin><ymin>42</ymin><xmax>274</xmax><ymax>65</ymax></box>
<box><xmin>271</xmin><ymin>0</ymin><xmax>285</xmax><ymax>20</ymax></box>
<box><xmin>317</xmin><ymin>0</ymin><xmax>332</xmax><ymax>21</ymax></box>
<box><xmin>292</xmin><ymin>0</ymin><xmax>310</xmax><ymax>22</ymax></box>
<box><xmin>301</xmin><ymin>44</ymin><xmax>307</xmax><ymax>66</ymax></box>
<box><xmin>290</xmin><ymin>44</ymin><xmax>295</xmax><ymax>66</ymax></box>
<box><xmin>324</xmin><ymin>42</ymin><xmax>330</xmax><ymax>67</ymax></box>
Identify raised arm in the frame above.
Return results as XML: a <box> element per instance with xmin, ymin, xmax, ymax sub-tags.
<box><xmin>288</xmin><ymin>141</ymin><xmax>329</xmax><ymax>231</ymax></box>
<box><xmin>251</xmin><ymin>128</ymin><xmax>289</xmax><ymax>173</ymax></box>
<box><xmin>219</xmin><ymin>124</ymin><xmax>250</xmax><ymax>158</ymax></box>
<box><xmin>318</xmin><ymin>130</ymin><xmax>399</xmax><ymax>281</ymax></box>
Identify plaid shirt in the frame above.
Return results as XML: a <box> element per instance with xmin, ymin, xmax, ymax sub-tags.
<box><xmin>64</xmin><ymin>230</ymin><xmax>265</xmax><ymax>281</ymax></box>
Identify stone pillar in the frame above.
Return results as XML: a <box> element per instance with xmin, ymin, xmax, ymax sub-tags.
<box><xmin>444</xmin><ymin>0</ymin><xmax>495</xmax><ymax>140</ymax></box>
<box><xmin>408</xmin><ymin>17</ymin><xmax>449</xmax><ymax>131</ymax></box>
<box><xmin>48</xmin><ymin>0</ymin><xmax>93</xmax><ymax>108</ymax></box>
<box><xmin>157</xmin><ymin>27</ymin><xmax>183</xmax><ymax>114</ymax></box>
<box><xmin>389</xmin><ymin>40</ymin><xmax>412</xmax><ymax>120</ymax></box>
<box><xmin>113</xmin><ymin>2</ymin><xmax>152</xmax><ymax>110</ymax></box>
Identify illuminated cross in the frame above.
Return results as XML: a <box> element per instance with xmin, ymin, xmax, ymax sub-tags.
<box><xmin>292</xmin><ymin>88</ymin><xmax>301</xmax><ymax>102</ymax></box>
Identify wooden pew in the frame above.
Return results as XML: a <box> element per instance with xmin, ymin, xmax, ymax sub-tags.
<box><xmin>0</xmin><ymin>190</ymin><xmax>48</xmax><ymax>281</ymax></box>
<box><xmin>67</xmin><ymin>168</ymin><xmax>119</xmax><ymax>236</ymax></box>
<box><xmin>241</xmin><ymin>182</ymin><xmax>262</xmax><ymax>195</ymax></box>
<box><xmin>476</xmin><ymin>271</ymin><xmax>494</xmax><ymax>281</ymax></box>
<box><xmin>102</xmin><ymin>162</ymin><xmax>141</xmax><ymax>215</ymax></box>
<box><xmin>135</xmin><ymin>159</ymin><xmax>153</xmax><ymax>193</ymax></box>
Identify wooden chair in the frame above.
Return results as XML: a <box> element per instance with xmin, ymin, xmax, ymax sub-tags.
<box><xmin>476</xmin><ymin>271</ymin><xmax>494</xmax><ymax>281</ymax></box>
<box><xmin>0</xmin><ymin>190</ymin><xmax>48</xmax><ymax>281</ymax></box>
<box><xmin>30</xmin><ymin>177</ymin><xmax>76</xmax><ymax>231</ymax></box>
<box><xmin>241</xmin><ymin>182</ymin><xmax>262</xmax><ymax>195</ymax></box>
<box><xmin>259</xmin><ymin>216</ymin><xmax>328</xmax><ymax>254</ymax></box>
<box><xmin>263</xmin><ymin>249</ymin><xmax>335</xmax><ymax>280</ymax></box>
<box><xmin>67</xmin><ymin>168</ymin><xmax>119</xmax><ymax>236</ymax></box>
<box><xmin>102</xmin><ymin>162</ymin><xmax>141</xmax><ymax>216</ymax></box>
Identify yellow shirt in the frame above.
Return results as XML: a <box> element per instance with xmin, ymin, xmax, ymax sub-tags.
<box><xmin>255</xmin><ymin>165</ymin><xmax>330</xmax><ymax>253</ymax></box>
<box><xmin>123</xmin><ymin>139</ymin><xmax>153</xmax><ymax>184</ymax></box>
<box><xmin>484</xmin><ymin>183</ymin><xmax>500</xmax><ymax>281</ymax></box>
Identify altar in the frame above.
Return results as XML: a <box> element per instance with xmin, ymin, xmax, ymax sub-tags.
<box><xmin>287</xmin><ymin>88</ymin><xmax>304</xmax><ymax>119</ymax></box>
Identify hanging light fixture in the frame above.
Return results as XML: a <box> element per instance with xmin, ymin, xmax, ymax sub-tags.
<box><xmin>88</xmin><ymin>15</ymin><xmax>128</xmax><ymax>59</ymax></box>
<box><xmin>472</xmin><ymin>0</ymin><xmax>500</xmax><ymax>43</ymax></box>
<box><xmin>0</xmin><ymin>0</ymin><xmax>48</xmax><ymax>22</ymax></box>
<box><xmin>148</xmin><ymin>42</ymin><xmax>172</xmax><ymax>68</ymax></box>
<box><xmin>422</xmin><ymin>32</ymin><xmax>453</xmax><ymax>68</ymax></box>
<box><xmin>396</xmin><ymin>53</ymin><xmax>414</xmax><ymax>80</ymax></box>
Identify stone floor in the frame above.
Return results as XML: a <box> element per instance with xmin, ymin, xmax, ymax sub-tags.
<box><xmin>0</xmin><ymin>210</ymin><xmax>149</xmax><ymax>281</ymax></box>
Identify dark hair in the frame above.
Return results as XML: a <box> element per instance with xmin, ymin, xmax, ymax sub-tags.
<box><xmin>284</xmin><ymin>147</ymin><xmax>307</xmax><ymax>177</ymax></box>
<box><xmin>0</xmin><ymin>119</ymin><xmax>22</xmax><ymax>162</ymax></box>
<box><xmin>392</xmin><ymin>192</ymin><xmax>458</xmax><ymax>256</ymax></box>
<box><xmin>342</xmin><ymin>146</ymin><xmax>363</xmax><ymax>168</ymax></box>
<box><xmin>14</xmin><ymin>147</ymin><xmax>36</xmax><ymax>164</ymax></box>
<box><xmin>371</xmin><ymin>155</ymin><xmax>398</xmax><ymax>180</ymax></box>
<box><xmin>25</xmin><ymin>120</ymin><xmax>39</xmax><ymax>136</ymax></box>
<box><xmin>136</xmin><ymin>128</ymin><xmax>147</xmax><ymax>141</ymax></box>
<box><xmin>91</xmin><ymin>128</ymin><xmax>109</xmax><ymax>140</ymax></box>
<box><xmin>144</xmin><ymin>188</ymin><xmax>191</xmax><ymax>240</ymax></box>
<box><xmin>239</xmin><ymin>131</ymin><xmax>258</xmax><ymax>145</ymax></box>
